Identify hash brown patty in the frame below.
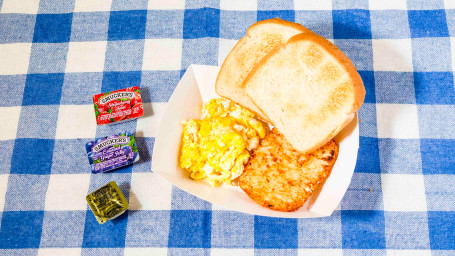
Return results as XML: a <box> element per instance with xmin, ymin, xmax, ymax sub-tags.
<box><xmin>239</xmin><ymin>128</ymin><xmax>339</xmax><ymax>212</ymax></box>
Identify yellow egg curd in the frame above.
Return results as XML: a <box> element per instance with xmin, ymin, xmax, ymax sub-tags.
<box><xmin>180</xmin><ymin>98</ymin><xmax>269</xmax><ymax>187</ymax></box>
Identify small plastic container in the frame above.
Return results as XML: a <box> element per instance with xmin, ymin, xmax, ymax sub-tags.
<box><xmin>86</xmin><ymin>181</ymin><xmax>129</xmax><ymax>224</ymax></box>
<box><xmin>93</xmin><ymin>86</ymin><xmax>144</xmax><ymax>126</ymax></box>
<box><xmin>86</xmin><ymin>131</ymin><xmax>140</xmax><ymax>174</ymax></box>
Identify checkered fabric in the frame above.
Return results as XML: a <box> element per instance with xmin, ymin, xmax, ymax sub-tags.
<box><xmin>0</xmin><ymin>0</ymin><xmax>454</xmax><ymax>255</ymax></box>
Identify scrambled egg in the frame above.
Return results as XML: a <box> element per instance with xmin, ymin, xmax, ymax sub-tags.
<box><xmin>180</xmin><ymin>98</ymin><xmax>269</xmax><ymax>187</ymax></box>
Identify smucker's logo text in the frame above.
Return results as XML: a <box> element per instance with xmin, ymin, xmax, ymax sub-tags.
<box><xmin>99</xmin><ymin>92</ymin><xmax>134</xmax><ymax>104</ymax></box>
<box><xmin>92</xmin><ymin>137</ymin><xmax>129</xmax><ymax>152</ymax></box>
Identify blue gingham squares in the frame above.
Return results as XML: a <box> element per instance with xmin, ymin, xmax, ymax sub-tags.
<box><xmin>220</xmin><ymin>11</ymin><xmax>256</xmax><ymax>40</ymax></box>
<box><xmin>420</xmin><ymin>139</ymin><xmax>455</xmax><ymax>174</ymax></box>
<box><xmin>358</xmin><ymin>103</ymin><xmax>377</xmax><ymax>137</ymax></box>
<box><xmin>295</xmin><ymin>10</ymin><xmax>333</xmax><ymax>39</ymax></box>
<box><xmin>211</xmin><ymin>211</ymin><xmax>254</xmax><ymax>248</ymax></box>
<box><xmin>111</xmin><ymin>0</ymin><xmax>147</xmax><ymax>11</ymax></box>
<box><xmin>0</xmin><ymin>249</ymin><xmax>39</xmax><ymax>255</ymax></box>
<box><xmin>0</xmin><ymin>211</ymin><xmax>44</xmax><ymax>249</ymax></box>
<box><xmin>384</xmin><ymin>212</ymin><xmax>430</xmax><ymax>249</ymax></box>
<box><xmin>70</xmin><ymin>12</ymin><xmax>110</xmax><ymax>42</ymax></box>
<box><xmin>61</xmin><ymin>72</ymin><xmax>103</xmax><ymax>105</ymax></box>
<box><xmin>82</xmin><ymin>248</ymin><xmax>123</xmax><ymax>255</ymax></box>
<box><xmin>125</xmin><ymin>210</ymin><xmax>170</xmax><ymax>247</ymax></box>
<box><xmin>428</xmin><ymin>211</ymin><xmax>455</xmax><ymax>249</ymax></box>
<box><xmin>39</xmin><ymin>211</ymin><xmax>86</xmax><ymax>247</ymax></box>
<box><xmin>10</xmin><ymin>139</ymin><xmax>54</xmax><ymax>175</ymax></box>
<box><xmin>28</xmin><ymin>43</ymin><xmax>69</xmax><ymax>74</ymax></box>
<box><xmin>183</xmin><ymin>8</ymin><xmax>220</xmax><ymax>39</ymax></box>
<box><xmin>181</xmin><ymin>38</ymin><xmax>219</xmax><ymax>70</ymax></box>
<box><xmin>254</xmin><ymin>217</ymin><xmax>298</xmax><ymax>249</ymax></box>
<box><xmin>104</xmin><ymin>40</ymin><xmax>145</xmax><ymax>72</ymax></box>
<box><xmin>333</xmin><ymin>10</ymin><xmax>372</xmax><ymax>39</ymax></box>
<box><xmin>16</xmin><ymin>105</ymin><xmax>58</xmax><ymax>139</ymax></box>
<box><xmin>82</xmin><ymin>210</ymin><xmax>129</xmax><ymax>248</ymax></box>
<box><xmin>257</xmin><ymin>10</ymin><xmax>295</xmax><ymax>22</ymax></box>
<box><xmin>0</xmin><ymin>75</ymin><xmax>26</xmax><ymax>107</ymax></box>
<box><xmin>375</xmin><ymin>72</ymin><xmax>415</xmax><ymax>104</ymax></box>
<box><xmin>258</xmin><ymin>0</ymin><xmax>293</xmax><ymax>10</ymax></box>
<box><xmin>51</xmin><ymin>139</ymin><xmax>90</xmax><ymax>174</ymax></box>
<box><xmin>370</xmin><ymin>10</ymin><xmax>411</xmax><ymax>39</ymax></box>
<box><xmin>414</xmin><ymin>72</ymin><xmax>455</xmax><ymax>104</ymax></box>
<box><xmin>1</xmin><ymin>0</ymin><xmax>455</xmax><ymax>253</ymax></box>
<box><xmin>341</xmin><ymin>211</ymin><xmax>386</xmax><ymax>249</ymax></box>
<box><xmin>333</xmin><ymin>0</ymin><xmax>369</xmax><ymax>9</ymax></box>
<box><xmin>0</xmin><ymin>141</ymin><xmax>14</xmax><ymax>174</ymax></box>
<box><xmin>378</xmin><ymin>139</ymin><xmax>422</xmax><ymax>174</ymax></box>
<box><xmin>255</xmin><ymin>249</ymin><xmax>298</xmax><ymax>256</ymax></box>
<box><xmin>146</xmin><ymin>10</ymin><xmax>184</xmax><ymax>39</ymax></box>
<box><xmin>407</xmin><ymin>0</ymin><xmax>445</xmax><ymax>10</ymax></box>
<box><xmin>418</xmin><ymin>105</ymin><xmax>455</xmax><ymax>139</ymax></box>
<box><xmin>408</xmin><ymin>10</ymin><xmax>449</xmax><ymax>38</ymax></box>
<box><xmin>101</xmin><ymin>71</ymin><xmax>142</xmax><ymax>92</ymax></box>
<box><xmin>334</xmin><ymin>39</ymin><xmax>373</xmax><ymax>71</ymax></box>
<box><xmin>0</xmin><ymin>14</ymin><xmax>35</xmax><ymax>43</ymax></box>
<box><xmin>95</xmin><ymin>118</ymin><xmax>138</xmax><ymax>139</ymax></box>
<box><xmin>168</xmin><ymin>248</ymin><xmax>210</xmax><ymax>256</ymax></box>
<box><xmin>446</xmin><ymin>9</ymin><xmax>455</xmax><ymax>37</ymax></box>
<box><xmin>432</xmin><ymin>251</ymin><xmax>455</xmax><ymax>256</ymax></box>
<box><xmin>358</xmin><ymin>71</ymin><xmax>375</xmax><ymax>103</ymax></box>
<box><xmin>33</xmin><ymin>13</ymin><xmax>73</xmax><ymax>43</ymax></box>
<box><xmin>341</xmin><ymin>173</ymin><xmax>383</xmax><ymax>210</ymax></box>
<box><xmin>186</xmin><ymin>0</ymin><xmax>219</xmax><ymax>9</ymax></box>
<box><xmin>22</xmin><ymin>73</ymin><xmax>64</xmax><ymax>106</ymax></box>
<box><xmin>3</xmin><ymin>174</ymin><xmax>49</xmax><ymax>210</ymax></box>
<box><xmin>141</xmin><ymin>71</ymin><xmax>180</xmax><ymax>102</ymax></box>
<box><xmin>108</xmin><ymin>10</ymin><xmax>147</xmax><ymax>41</ymax></box>
<box><xmin>424</xmin><ymin>174</ymin><xmax>455</xmax><ymax>211</ymax></box>
<box><xmin>412</xmin><ymin>37</ymin><xmax>452</xmax><ymax>72</ymax></box>
<box><xmin>168</xmin><ymin>210</ymin><xmax>212</xmax><ymax>248</ymax></box>
<box><xmin>37</xmin><ymin>0</ymin><xmax>75</xmax><ymax>13</ymax></box>
<box><xmin>171</xmin><ymin>187</ymin><xmax>211</xmax><ymax>210</ymax></box>
<box><xmin>355</xmin><ymin>137</ymin><xmax>380</xmax><ymax>173</ymax></box>
<box><xmin>297</xmin><ymin>211</ymin><xmax>342</xmax><ymax>248</ymax></box>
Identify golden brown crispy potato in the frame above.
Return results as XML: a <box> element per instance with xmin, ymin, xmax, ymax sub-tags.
<box><xmin>239</xmin><ymin>128</ymin><xmax>339</xmax><ymax>212</ymax></box>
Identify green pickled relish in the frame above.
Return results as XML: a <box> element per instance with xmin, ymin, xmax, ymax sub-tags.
<box><xmin>86</xmin><ymin>181</ymin><xmax>129</xmax><ymax>224</ymax></box>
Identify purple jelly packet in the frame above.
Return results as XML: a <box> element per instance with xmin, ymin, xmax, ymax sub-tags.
<box><xmin>86</xmin><ymin>131</ymin><xmax>140</xmax><ymax>173</ymax></box>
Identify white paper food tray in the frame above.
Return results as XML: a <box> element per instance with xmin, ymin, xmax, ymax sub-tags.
<box><xmin>151</xmin><ymin>65</ymin><xmax>359</xmax><ymax>218</ymax></box>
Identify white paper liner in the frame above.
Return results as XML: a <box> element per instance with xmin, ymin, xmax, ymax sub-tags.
<box><xmin>151</xmin><ymin>65</ymin><xmax>359</xmax><ymax>218</ymax></box>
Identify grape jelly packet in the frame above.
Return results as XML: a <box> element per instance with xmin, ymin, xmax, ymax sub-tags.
<box><xmin>93</xmin><ymin>86</ymin><xmax>144</xmax><ymax>125</ymax></box>
<box><xmin>86</xmin><ymin>132</ymin><xmax>140</xmax><ymax>173</ymax></box>
<box><xmin>86</xmin><ymin>181</ymin><xmax>129</xmax><ymax>224</ymax></box>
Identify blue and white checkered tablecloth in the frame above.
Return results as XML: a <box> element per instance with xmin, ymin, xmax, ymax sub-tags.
<box><xmin>1</xmin><ymin>0</ymin><xmax>455</xmax><ymax>255</ymax></box>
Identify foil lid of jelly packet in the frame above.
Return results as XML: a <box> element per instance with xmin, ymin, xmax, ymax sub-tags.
<box><xmin>86</xmin><ymin>181</ymin><xmax>129</xmax><ymax>224</ymax></box>
<box><xmin>93</xmin><ymin>86</ymin><xmax>144</xmax><ymax>126</ymax></box>
<box><xmin>86</xmin><ymin>131</ymin><xmax>140</xmax><ymax>174</ymax></box>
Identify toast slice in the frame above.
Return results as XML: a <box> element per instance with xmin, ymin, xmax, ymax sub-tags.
<box><xmin>239</xmin><ymin>128</ymin><xmax>339</xmax><ymax>212</ymax></box>
<box><xmin>215</xmin><ymin>18</ymin><xmax>314</xmax><ymax>121</ymax></box>
<box><xmin>244</xmin><ymin>33</ymin><xmax>365</xmax><ymax>153</ymax></box>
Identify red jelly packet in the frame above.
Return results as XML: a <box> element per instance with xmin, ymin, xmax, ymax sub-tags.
<box><xmin>93</xmin><ymin>86</ymin><xmax>144</xmax><ymax>125</ymax></box>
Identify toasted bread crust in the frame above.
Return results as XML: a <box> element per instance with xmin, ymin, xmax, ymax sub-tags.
<box><xmin>286</xmin><ymin>33</ymin><xmax>365</xmax><ymax>113</ymax></box>
<box><xmin>239</xmin><ymin>128</ymin><xmax>339</xmax><ymax>212</ymax></box>
<box><xmin>244</xmin><ymin>33</ymin><xmax>365</xmax><ymax>153</ymax></box>
<box><xmin>215</xmin><ymin>18</ymin><xmax>314</xmax><ymax>122</ymax></box>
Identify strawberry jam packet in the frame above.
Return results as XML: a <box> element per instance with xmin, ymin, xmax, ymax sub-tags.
<box><xmin>93</xmin><ymin>86</ymin><xmax>144</xmax><ymax>125</ymax></box>
<box><xmin>86</xmin><ymin>131</ymin><xmax>140</xmax><ymax>174</ymax></box>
